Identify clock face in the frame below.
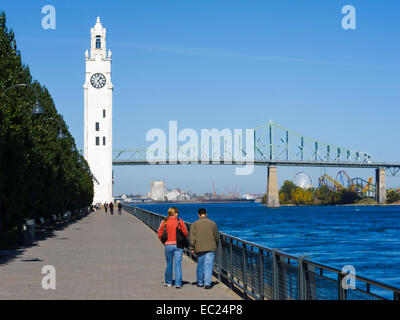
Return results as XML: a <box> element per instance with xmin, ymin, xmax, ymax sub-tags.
<box><xmin>90</xmin><ymin>73</ymin><xmax>106</xmax><ymax>89</ymax></box>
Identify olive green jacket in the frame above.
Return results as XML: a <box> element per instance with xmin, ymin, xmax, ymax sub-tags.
<box><xmin>189</xmin><ymin>216</ymin><xmax>218</xmax><ymax>253</ymax></box>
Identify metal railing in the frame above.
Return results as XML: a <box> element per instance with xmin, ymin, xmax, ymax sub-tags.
<box><xmin>123</xmin><ymin>205</ymin><xmax>400</xmax><ymax>300</ymax></box>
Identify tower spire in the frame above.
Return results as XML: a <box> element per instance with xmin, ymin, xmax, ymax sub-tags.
<box><xmin>89</xmin><ymin>17</ymin><xmax>107</xmax><ymax>60</ymax></box>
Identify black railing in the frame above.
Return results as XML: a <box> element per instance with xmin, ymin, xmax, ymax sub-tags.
<box><xmin>123</xmin><ymin>205</ymin><xmax>400</xmax><ymax>300</ymax></box>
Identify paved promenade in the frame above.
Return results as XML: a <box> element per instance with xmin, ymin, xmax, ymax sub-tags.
<box><xmin>0</xmin><ymin>209</ymin><xmax>239</xmax><ymax>300</ymax></box>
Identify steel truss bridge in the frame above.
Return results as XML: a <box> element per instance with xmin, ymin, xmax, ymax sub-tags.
<box><xmin>112</xmin><ymin>121</ymin><xmax>400</xmax><ymax>175</ymax></box>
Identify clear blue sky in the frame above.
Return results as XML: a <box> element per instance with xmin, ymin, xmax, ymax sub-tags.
<box><xmin>2</xmin><ymin>0</ymin><xmax>400</xmax><ymax>195</ymax></box>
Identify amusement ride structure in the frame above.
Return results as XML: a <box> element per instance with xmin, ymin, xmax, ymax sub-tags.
<box><xmin>318</xmin><ymin>170</ymin><xmax>375</xmax><ymax>198</ymax></box>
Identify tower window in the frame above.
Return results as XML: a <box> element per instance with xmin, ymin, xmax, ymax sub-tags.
<box><xmin>103</xmin><ymin>136</ymin><xmax>106</xmax><ymax>145</ymax></box>
<box><xmin>103</xmin><ymin>109</ymin><xmax>106</xmax><ymax>118</ymax></box>
<box><xmin>95</xmin><ymin>122</ymin><xmax>99</xmax><ymax>131</ymax></box>
<box><xmin>96</xmin><ymin>36</ymin><xmax>101</xmax><ymax>49</ymax></box>
<box><xmin>96</xmin><ymin>137</ymin><xmax>100</xmax><ymax>146</ymax></box>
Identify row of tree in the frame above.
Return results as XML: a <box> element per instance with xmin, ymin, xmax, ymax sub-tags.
<box><xmin>262</xmin><ymin>180</ymin><xmax>400</xmax><ymax>206</ymax></box>
<box><xmin>0</xmin><ymin>11</ymin><xmax>94</xmax><ymax>233</ymax></box>
<box><xmin>278</xmin><ymin>180</ymin><xmax>361</xmax><ymax>205</ymax></box>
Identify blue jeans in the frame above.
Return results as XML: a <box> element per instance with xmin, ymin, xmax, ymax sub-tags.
<box><xmin>196</xmin><ymin>251</ymin><xmax>215</xmax><ymax>286</ymax></box>
<box><xmin>164</xmin><ymin>245</ymin><xmax>183</xmax><ymax>286</ymax></box>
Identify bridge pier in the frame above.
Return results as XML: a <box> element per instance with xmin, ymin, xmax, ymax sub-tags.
<box><xmin>266</xmin><ymin>165</ymin><xmax>280</xmax><ymax>207</ymax></box>
<box><xmin>375</xmin><ymin>168</ymin><xmax>386</xmax><ymax>204</ymax></box>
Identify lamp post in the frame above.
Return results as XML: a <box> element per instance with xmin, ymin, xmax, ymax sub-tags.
<box><xmin>0</xmin><ymin>84</ymin><xmax>46</xmax><ymax>242</ymax></box>
<box><xmin>2</xmin><ymin>83</ymin><xmax>45</xmax><ymax>115</ymax></box>
<box><xmin>43</xmin><ymin>117</ymin><xmax>66</xmax><ymax>140</ymax></box>
<box><xmin>77</xmin><ymin>155</ymin><xmax>98</xmax><ymax>185</ymax></box>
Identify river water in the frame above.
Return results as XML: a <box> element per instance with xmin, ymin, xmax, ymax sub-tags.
<box><xmin>135</xmin><ymin>202</ymin><xmax>400</xmax><ymax>289</ymax></box>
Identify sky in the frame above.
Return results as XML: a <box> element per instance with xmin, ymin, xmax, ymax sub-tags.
<box><xmin>1</xmin><ymin>0</ymin><xmax>400</xmax><ymax>195</ymax></box>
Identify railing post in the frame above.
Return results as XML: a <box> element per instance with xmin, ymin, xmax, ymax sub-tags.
<box><xmin>229</xmin><ymin>238</ymin><xmax>233</xmax><ymax>290</ymax></box>
<box><xmin>242</xmin><ymin>243</ymin><xmax>247</xmax><ymax>299</ymax></box>
<box><xmin>259</xmin><ymin>249</ymin><xmax>264</xmax><ymax>300</ymax></box>
<box><xmin>338</xmin><ymin>273</ymin><xmax>345</xmax><ymax>300</ymax></box>
<box><xmin>272</xmin><ymin>249</ymin><xmax>279</xmax><ymax>300</ymax></box>
<box><xmin>218</xmin><ymin>234</ymin><xmax>222</xmax><ymax>282</ymax></box>
<box><xmin>298</xmin><ymin>256</ymin><xmax>306</xmax><ymax>300</ymax></box>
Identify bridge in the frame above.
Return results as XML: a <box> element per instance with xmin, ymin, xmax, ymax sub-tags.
<box><xmin>111</xmin><ymin>121</ymin><xmax>400</xmax><ymax>207</ymax></box>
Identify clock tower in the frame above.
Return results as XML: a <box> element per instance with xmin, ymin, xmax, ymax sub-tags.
<box><xmin>83</xmin><ymin>17</ymin><xmax>113</xmax><ymax>204</ymax></box>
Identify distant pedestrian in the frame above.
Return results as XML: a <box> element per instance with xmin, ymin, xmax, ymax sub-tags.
<box><xmin>109</xmin><ymin>202</ymin><xmax>114</xmax><ymax>215</ymax></box>
<box><xmin>104</xmin><ymin>202</ymin><xmax>108</xmax><ymax>213</ymax></box>
<box><xmin>157</xmin><ymin>207</ymin><xmax>188</xmax><ymax>288</ymax></box>
<box><xmin>189</xmin><ymin>208</ymin><xmax>218</xmax><ymax>289</ymax></box>
<box><xmin>118</xmin><ymin>202</ymin><xmax>122</xmax><ymax>215</ymax></box>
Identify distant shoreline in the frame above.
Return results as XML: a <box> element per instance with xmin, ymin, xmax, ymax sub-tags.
<box><xmin>127</xmin><ymin>200</ymin><xmax>258</xmax><ymax>205</ymax></box>
<box><xmin>125</xmin><ymin>201</ymin><xmax>400</xmax><ymax>207</ymax></box>
<box><xmin>268</xmin><ymin>203</ymin><xmax>400</xmax><ymax>207</ymax></box>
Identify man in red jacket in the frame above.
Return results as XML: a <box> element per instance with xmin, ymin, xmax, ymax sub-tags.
<box><xmin>157</xmin><ymin>207</ymin><xmax>188</xmax><ymax>288</ymax></box>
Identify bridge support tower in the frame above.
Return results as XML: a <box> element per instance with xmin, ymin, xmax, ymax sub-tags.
<box><xmin>375</xmin><ymin>167</ymin><xmax>386</xmax><ymax>204</ymax></box>
<box><xmin>266</xmin><ymin>165</ymin><xmax>280</xmax><ymax>208</ymax></box>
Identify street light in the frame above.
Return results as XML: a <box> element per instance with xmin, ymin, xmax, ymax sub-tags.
<box><xmin>2</xmin><ymin>83</ymin><xmax>45</xmax><ymax>115</ymax></box>
<box><xmin>43</xmin><ymin>117</ymin><xmax>66</xmax><ymax>140</ymax></box>
<box><xmin>0</xmin><ymin>84</ymin><xmax>45</xmax><ymax>242</ymax></box>
<box><xmin>76</xmin><ymin>155</ymin><xmax>98</xmax><ymax>184</ymax></box>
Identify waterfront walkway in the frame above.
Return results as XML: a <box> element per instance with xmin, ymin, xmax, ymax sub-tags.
<box><xmin>0</xmin><ymin>209</ymin><xmax>239</xmax><ymax>300</ymax></box>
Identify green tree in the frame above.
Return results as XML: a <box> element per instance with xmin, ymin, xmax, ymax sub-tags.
<box><xmin>279</xmin><ymin>180</ymin><xmax>297</xmax><ymax>204</ymax></box>
<box><xmin>338</xmin><ymin>188</ymin><xmax>360</xmax><ymax>204</ymax></box>
<box><xmin>0</xmin><ymin>11</ymin><xmax>93</xmax><ymax>234</ymax></box>
<box><xmin>314</xmin><ymin>185</ymin><xmax>340</xmax><ymax>205</ymax></box>
<box><xmin>291</xmin><ymin>188</ymin><xmax>313</xmax><ymax>205</ymax></box>
<box><xmin>387</xmin><ymin>190</ymin><xmax>400</xmax><ymax>204</ymax></box>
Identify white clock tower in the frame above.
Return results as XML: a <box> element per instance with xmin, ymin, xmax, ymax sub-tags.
<box><xmin>83</xmin><ymin>17</ymin><xmax>113</xmax><ymax>204</ymax></box>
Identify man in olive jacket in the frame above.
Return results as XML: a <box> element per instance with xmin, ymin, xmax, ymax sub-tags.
<box><xmin>189</xmin><ymin>208</ymin><xmax>218</xmax><ymax>289</ymax></box>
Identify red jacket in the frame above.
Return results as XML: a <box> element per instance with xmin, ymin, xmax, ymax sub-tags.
<box><xmin>157</xmin><ymin>216</ymin><xmax>188</xmax><ymax>246</ymax></box>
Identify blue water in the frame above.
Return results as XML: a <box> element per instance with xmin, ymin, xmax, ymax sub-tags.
<box><xmin>135</xmin><ymin>202</ymin><xmax>400</xmax><ymax>288</ymax></box>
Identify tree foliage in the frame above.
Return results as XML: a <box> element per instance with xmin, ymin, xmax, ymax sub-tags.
<box><xmin>291</xmin><ymin>187</ymin><xmax>314</xmax><ymax>205</ymax></box>
<box><xmin>279</xmin><ymin>180</ymin><xmax>297</xmax><ymax>204</ymax></box>
<box><xmin>0</xmin><ymin>11</ymin><xmax>93</xmax><ymax>231</ymax></box>
<box><xmin>276</xmin><ymin>180</ymin><xmax>361</xmax><ymax>206</ymax></box>
<box><xmin>387</xmin><ymin>190</ymin><xmax>400</xmax><ymax>204</ymax></box>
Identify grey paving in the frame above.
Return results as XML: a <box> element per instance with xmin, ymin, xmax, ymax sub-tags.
<box><xmin>0</xmin><ymin>209</ymin><xmax>240</xmax><ymax>300</ymax></box>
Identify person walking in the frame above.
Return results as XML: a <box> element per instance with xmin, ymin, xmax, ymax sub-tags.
<box><xmin>189</xmin><ymin>208</ymin><xmax>218</xmax><ymax>289</ymax></box>
<box><xmin>117</xmin><ymin>202</ymin><xmax>122</xmax><ymax>215</ymax></box>
<box><xmin>157</xmin><ymin>207</ymin><xmax>188</xmax><ymax>289</ymax></box>
<box><xmin>104</xmin><ymin>202</ymin><xmax>108</xmax><ymax>213</ymax></box>
<box><xmin>109</xmin><ymin>202</ymin><xmax>114</xmax><ymax>215</ymax></box>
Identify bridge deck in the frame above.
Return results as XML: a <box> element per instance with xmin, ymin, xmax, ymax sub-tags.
<box><xmin>0</xmin><ymin>209</ymin><xmax>239</xmax><ymax>300</ymax></box>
